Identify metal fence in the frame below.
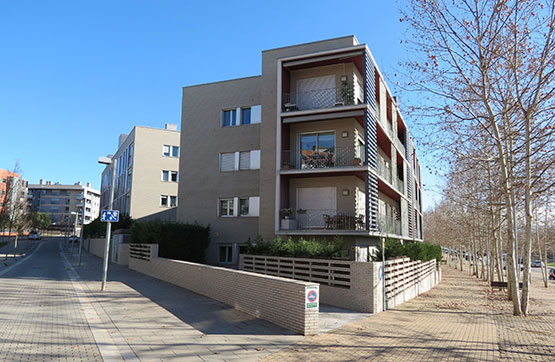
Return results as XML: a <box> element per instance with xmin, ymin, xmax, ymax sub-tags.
<box><xmin>282</xmin><ymin>85</ymin><xmax>364</xmax><ymax>112</ymax></box>
<box><xmin>294</xmin><ymin>209</ymin><xmax>366</xmax><ymax>231</ymax></box>
<box><xmin>282</xmin><ymin>145</ymin><xmax>365</xmax><ymax>170</ymax></box>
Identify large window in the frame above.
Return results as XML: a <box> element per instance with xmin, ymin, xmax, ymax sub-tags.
<box><xmin>300</xmin><ymin>132</ymin><xmax>335</xmax><ymax>169</ymax></box>
<box><xmin>219</xmin><ymin>198</ymin><xmax>234</xmax><ymax>216</ymax></box>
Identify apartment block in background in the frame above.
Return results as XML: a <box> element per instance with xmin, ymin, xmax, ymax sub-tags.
<box><xmin>100</xmin><ymin>124</ymin><xmax>180</xmax><ymax>221</ymax></box>
<box><xmin>178</xmin><ymin>36</ymin><xmax>423</xmax><ymax>267</ymax></box>
<box><xmin>27</xmin><ymin>180</ymin><xmax>99</xmax><ymax>232</ymax></box>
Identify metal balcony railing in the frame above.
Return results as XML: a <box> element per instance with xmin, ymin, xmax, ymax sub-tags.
<box><xmin>378</xmin><ymin>214</ymin><xmax>401</xmax><ymax>235</ymax></box>
<box><xmin>292</xmin><ymin>209</ymin><xmax>366</xmax><ymax>231</ymax></box>
<box><xmin>282</xmin><ymin>85</ymin><xmax>364</xmax><ymax>112</ymax></box>
<box><xmin>282</xmin><ymin>145</ymin><xmax>365</xmax><ymax>170</ymax></box>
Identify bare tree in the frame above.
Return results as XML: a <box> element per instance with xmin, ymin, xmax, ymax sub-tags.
<box><xmin>402</xmin><ymin>0</ymin><xmax>555</xmax><ymax>315</ymax></box>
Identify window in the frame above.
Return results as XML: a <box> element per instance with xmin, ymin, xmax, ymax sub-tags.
<box><xmin>219</xmin><ymin>245</ymin><xmax>233</xmax><ymax>263</ymax></box>
<box><xmin>242</xmin><ymin>108</ymin><xmax>251</xmax><ymax>125</ymax></box>
<box><xmin>220</xmin><ymin>150</ymin><xmax>260</xmax><ymax>171</ymax></box>
<box><xmin>220</xmin><ymin>153</ymin><xmax>236</xmax><ymax>172</ymax></box>
<box><xmin>162</xmin><ymin>170</ymin><xmax>169</xmax><ymax>182</ymax></box>
<box><xmin>160</xmin><ymin>195</ymin><xmax>168</xmax><ymax>206</ymax></box>
<box><xmin>239</xmin><ymin>152</ymin><xmax>250</xmax><ymax>170</ymax></box>
<box><xmin>170</xmin><ymin>171</ymin><xmax>178</xmax><ymax>182</ymax></box>
<box><xmin>170</xmin><ymin>196</ymin><xmax>177</xmax><ymax>207</ymax></box>
<box><xmin>300</xmin><ymin>132</ymin><xmax>335</xmax><ymax>169</ymax></box>
<box><xmin>239</xmin><ymin>198</ymin><xmax>249</xmax><ymax>216</ymax></box>
<box><xmin>219</xmin><ymin>198</ymin><xmax>234</xmax><ymax>216</ymax></box>
<box><xmin>163</xmin><ymin>145</ymin><xmax>179</xmax><ymax>157</ymax></box>
<box><xmin>223</xmin><ymin>109</ymin><xmax>237</xmax><ymax>127</ymax></box>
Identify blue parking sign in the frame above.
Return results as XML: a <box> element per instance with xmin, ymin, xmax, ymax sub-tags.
<box><xmin>100</xmin><ymin>210</ymin><xmax>120</xmax><ymax>222</ymax></box>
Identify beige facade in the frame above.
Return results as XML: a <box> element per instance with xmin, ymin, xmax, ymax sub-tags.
<box><xmin>100</xmin><ymin>124</ymin><xmax>180</xmax><ymax>220</ymax></box>
<box><xmin>178</xmin><ymin>36</ymin><xmax>424</xmax><ymax>266</ymax></box>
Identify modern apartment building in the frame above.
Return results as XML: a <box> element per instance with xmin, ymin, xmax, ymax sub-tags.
<box><xmin>178</xmin><ymin>36</ymin><xmax>423</xmax><ymax>267</ymax></box>
<box><xmin>100</xmin><ymin>124</ymin><xmax>180</xmax><ymax>220</ymax></box>
<box><xmin>27</xmin><ymin>181</ymin><xmax>100</xmax><ymax>231</ymax></box>
<box><xmin>0</xmin><ymin>169</ymin><xmax>28</xmax><ymax>218</ymax></box>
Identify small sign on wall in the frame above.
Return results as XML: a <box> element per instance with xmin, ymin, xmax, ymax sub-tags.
<box><xmin>305</xmin><ymin>286</ymin><xmax>319</xmax><ymax>309</ymax></box>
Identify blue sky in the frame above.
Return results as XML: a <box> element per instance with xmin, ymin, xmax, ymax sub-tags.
<box><xmin>0</xmin><ymin>0</ymin><xmax>441</xmax><ymax>209</ymax></box>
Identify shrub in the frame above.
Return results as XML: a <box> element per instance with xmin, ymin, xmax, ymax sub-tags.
<box><xmin>246</xmin><ymin>236</ymin><xmax>347</xmax><ymax>259</ymax></box>
<box><xmin>83</xmin><ymin>214</ymin><xmax>134</xmax><ymax>239</ymax></box>
<box><xmin>373</xmin><ymin>239</ymin><xmax>442</xmax><ymax>263</ymax></box>
<box><xmin>131</xmin><ymin>220</ymin><xmax>210</xmax><ymax>263</ymax></box>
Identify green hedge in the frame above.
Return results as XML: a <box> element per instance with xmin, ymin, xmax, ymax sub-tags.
<box><xmin>131</xmin><ymin>220</ymin><xmax>209</xmax><ymax>263</ymax></box>
<box><xmin>83</xmin><ymin>214</ymin><xmax>134</xmax><ymax>238</ymax></box>
<box><xmin>246</xmin><ymin>236</ymin><xmax>347</xmax><ymax>259</ymax></box>
<box><xmin>373</xmin><ymin>238</ymin><xmax>442</xmax><ymax>263</ymax></box>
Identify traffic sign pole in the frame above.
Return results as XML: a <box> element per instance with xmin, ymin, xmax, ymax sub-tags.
<box><xmin>101</xmin><ymin>158</ymin><xmax>117</xmax><ymax>292</ymax></box>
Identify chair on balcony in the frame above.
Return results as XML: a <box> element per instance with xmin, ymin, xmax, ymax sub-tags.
<box><xmin>323</xmin><ymin>214</ymin><xmax>332</xmax><ymax>229</ymax></box>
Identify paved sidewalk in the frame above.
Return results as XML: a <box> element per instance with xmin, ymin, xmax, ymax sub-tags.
<box><xmin>264</xmin><ymin>266</ymin><xmax>555</xmax><ymax>362</ymax></box>
<box><xmin>264</xmin><ymin>266</ymin><xmax>500</xmax><ymax>362</ymax></box>
<box><xmin>492</xmin><ymin>269</ymin><xmax>555</xmax><ymax>360</ymax></box>
<box><xmin>67</xmin><ymin>246</ymin><xmax>302</xmax><ymax>361</ymax></box>
<box><xmin>0</xmin><ymin>240</ymin><xmax>102</xmax><ymax>361</ymax></box>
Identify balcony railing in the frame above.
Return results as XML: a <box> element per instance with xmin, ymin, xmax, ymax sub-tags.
<box><xmin>282</xmin><ymin>145</ymin><xmax>365</xmax><ymax>170</ymax></box>
<box><xmin>282</xmin><ymin>85</ymin><xmax>364</xmax><ymax>112</ymax></box>
<box><xmin>286</xmin><ymin>209</ymin><xmax>366</xmax><ymax>231</ymax></box>
<box><xmin>396</xmin><ymin>178</ymin><xmax>404</xmax><ymax>194</ymax></box>
<box><xmin>377</xmin><ymin>157</ymin><xmax>392</xmax><ymax>184</ymax></box>
<box><xmin>378</xmin><ymin>214</ymin><xmax>401</xmax><ymax>235</ymax></box>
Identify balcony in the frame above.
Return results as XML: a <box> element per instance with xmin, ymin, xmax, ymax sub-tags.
<box><xmin>378</xmin><ymin>214</ymin><xmax>401</xmax><ymax>235</ymax></box>
<box><xmin>282</xmin><ymin>145</ymin><xmax>365</xmax><ymax>170</ymax></box>
<box><xmin>282</xmin><ymin>209</ymin><xmax>366</xmax><ymax>231</ymax></box>
<box><xmin>282</xmin><ymin>85</ymin><xmax>364</xmax><ymax>113</ymax></box>
<box><xmin>377</xmin><ymin>157</ymin><xmax>392</xmax><ymax>184</ymax></box>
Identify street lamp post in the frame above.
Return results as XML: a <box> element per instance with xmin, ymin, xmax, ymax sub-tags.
<box><xmin>70</xmin><ymin>211</ymin><xmax>78</xmax><ymax>257</ymax></box>
<box><xmin>77</xmin><ymin>192</ymin><xmax>86</xmax><ymax>266</ymax></box>
<box><xmin>98</xmin><ymin>156</ymin><xmax>117</xmax><ymax>292</ymax></box>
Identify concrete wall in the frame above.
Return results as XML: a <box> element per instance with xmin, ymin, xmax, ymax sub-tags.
<box><xmin>85</xmin><ymin>238</ymin><xmax>106</xmax><ymax>258</ymax></box>
<box><xmin>117</xmin><ymin>243</ymin><xmax>129</xmax><ymax>266</ymax></box>
<box><xmin>129</xmin><ymin>248</ymin><xmax>319</xmax><ymax>335</ymax></box>
<box><xmin>178</xmin><ymin>76</ymin><xmax>262</xmax><ymax>266</ymax></box>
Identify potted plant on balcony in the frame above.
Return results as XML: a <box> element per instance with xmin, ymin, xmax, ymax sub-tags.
<box><xmin>280</xmin><ymin>208</ymin><xmax>297</xmax><ymax>230</ymax></box>
<box><xmin>353</xmin><ymin>157</ymin><xmax>361</xmax><ymax>166</ymax></box>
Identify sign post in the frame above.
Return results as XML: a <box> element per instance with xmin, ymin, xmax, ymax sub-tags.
<box><xmin>99</xmin><ymin>157</ymin><xmax>118</xmax><ymax>292</ymax></box>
